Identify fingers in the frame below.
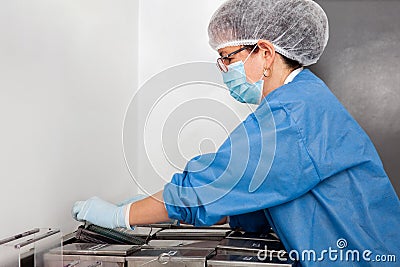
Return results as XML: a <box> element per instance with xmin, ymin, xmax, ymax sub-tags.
<box><xmin>71</xmin><ymin>201</ymin><xmax>85</xmax><ymax>221</ymax></box>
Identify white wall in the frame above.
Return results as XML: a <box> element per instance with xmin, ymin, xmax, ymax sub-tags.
<box><xmin>138</xmin><ymin>0</ymin><xmax>226</xmax><ymax>83</ymax></box>
<box><xmin>0</xmin><ymin>0</ymin><xmax>254</xmax><ymax>239</ymax></box>
<box><xmin>134</xmin><ymin>0</ymin><xmax>256</xmax><ymax>195</ymax></box>
<box><xmin>0</xmin><ymin>0</ymin><xmax>139</xmax><ymax>238</ymax></box>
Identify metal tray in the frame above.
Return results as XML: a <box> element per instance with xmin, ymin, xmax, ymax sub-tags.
<box><xmin>44</xmin><ymin>253</ymin><xmax>126</xmax><ymax>267</ymax></box>
<box><xmin>207</xmin><ymin>254</ymin><xmax>295</xmax><ymax>266</ymax></box>
<box><xmin>155</xmin><ymin>228</ymin><xmax>231</xmax><ymax>240</ymax></box>
<box><xmin>171</xmin><ymin>223</ymin><xmax>232</xmax><ymax>230</ymax></box>
<box><xmin>217</xmin><ymin>238</ymin><xmax>287</xmax><ymax>257</ymax></box>
<box><xmin>126</xmin><ymin>248</ymin><xmax>215</xmax><ymax>267</ymax></box>
<box><xmin>227</xmin><ymin>231</ymin><xmax>280</xmax><ymax>241</ymax></box>
<box><xmin>144</xmin><ymin>239</ymin><xmax>219</xmax><ymax>250</ymax></box>
<box><xmin>61</xmin><ymin>243</ymin><xmax>140</xmax><ymax>256</ymax></box>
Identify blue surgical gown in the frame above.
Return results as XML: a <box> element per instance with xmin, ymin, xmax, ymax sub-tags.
<box><xmin>163</xmin><ymin>69</ymin><xmax>400</xmax><ymax>266</ymax></box>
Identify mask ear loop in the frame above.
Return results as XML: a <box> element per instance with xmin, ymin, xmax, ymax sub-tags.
<box><xmin>243</xmin><ymin>44</ymin><xmax>266</xmax><ymax>82</ymax></box>
<box><xmin>243</xmin><ymin>45</ymin><xmax>258</xmax><ymax>64</ymax></box>
<box><xmin>242</xmin><ymin>44</ymin><xmax>265</xmax><ymax>93</ymax></box>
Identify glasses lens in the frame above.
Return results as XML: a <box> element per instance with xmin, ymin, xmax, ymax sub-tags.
<box><xmin>217</xmin><ymin>58</ymin><xmax>228</xmax><ymax>73</ymax></box>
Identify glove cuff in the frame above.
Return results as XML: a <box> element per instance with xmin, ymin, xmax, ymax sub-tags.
<box><xmin>124</xmin><ymin>203</ymin><xmax>133</xmax><ymax>229</ymax></box>
<box><xmin>114</xmin><ymin>204</ymin><xmax>129</xmax><ymax>229</ymax></box>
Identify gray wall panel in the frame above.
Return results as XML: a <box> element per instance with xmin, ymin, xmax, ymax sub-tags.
<box><xmin>312</xmin><ymin>0</ymin><xmax>400</xmax><ymax>195</ymax></box>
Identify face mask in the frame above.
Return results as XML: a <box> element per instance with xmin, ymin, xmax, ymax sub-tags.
<box><xmin>221</xmin><ymin>48</ymin><xmax>264</xmax><ymax>104</ymax></box>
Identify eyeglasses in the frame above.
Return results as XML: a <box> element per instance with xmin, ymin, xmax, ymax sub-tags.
<box><xmin>216</xmin><ymin>46</ymin><xmax>249</xmax><ymax>73</ymax></box>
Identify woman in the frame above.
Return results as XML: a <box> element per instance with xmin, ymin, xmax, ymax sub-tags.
<box><xmin>73</xmin><ymin>0</ymin><xmax>399</xmax><ymax>265</ymax></box>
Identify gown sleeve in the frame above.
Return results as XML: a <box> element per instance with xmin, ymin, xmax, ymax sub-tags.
<box><xmin>163</xmin><ymin>99</ymin><xmax>321</xmax><ymax>226</ymax></box>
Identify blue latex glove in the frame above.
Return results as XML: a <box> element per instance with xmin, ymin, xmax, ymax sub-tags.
<box><xmin>117</xmin><ymin>194</ymin><xmax>147</xmax><ymax>207</ymax></box>
<box><xmin>72</xmin><ymin>196</ymin><xmax>128</xmax><ymax>229</ymax></box>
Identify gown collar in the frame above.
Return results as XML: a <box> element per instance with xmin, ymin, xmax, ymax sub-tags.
<box><xmin>284</xmin><ymin>67</ymin><xmax>304</xmax><ymax>85</ymax></box>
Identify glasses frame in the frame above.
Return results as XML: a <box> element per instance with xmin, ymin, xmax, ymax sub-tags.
<box><xmin>216</xmin><ymin>46</ymin><xmax>249</xmax><ymax>73</ymax></box>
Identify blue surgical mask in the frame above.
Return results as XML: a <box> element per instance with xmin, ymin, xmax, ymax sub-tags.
<box><xmin>221</xmin><ymin>48</ymin><xmax>264</xmax><ymax>105</ymax></box>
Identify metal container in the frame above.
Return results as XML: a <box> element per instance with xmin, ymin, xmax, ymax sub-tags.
<box><xmin>44</xmin><ymin>243</ymin><xmax>140</xmax><ymax>267</ymax></box>
<box><xmin>136</xmin><ymin>220</ymin><xmax>180</xmax><ymax>229</ymax></box>
<box><xmin>170</xmin><ymin>224</ymin><xmax>232</xmax><ymax>230</ymax></box>
<box><xmin>155</xmin><ymin>228</ymin><xmax>231</xmax><ymax>241</ymax></box>
<box><xmin>144</xmin><ymin>239</ymin><xmax>219</xmax><ymax>250</ymax></box>
<box><xmin>126</xmin><ymin>248</ymin><xmax>215</xmax><ymax>267</ymax></box>
<box><xmin>217</xmin><ymin>238</ymin><xmax>287</xmax><ymax>257</ymax></box>
<box><xmin>44</xmin><ymin>253</ymin><xmax>127</xmax><ymax>267</ymax></box>
<box><xmin>227</xmin><ymin>231</ymin><xmax>280</xmax><ymax>242</ymax></box>
<box><xmin>207</xmin><ymin>254</ymin><xmax>295</xmax><ymax>267</ymax></box>
<box><xmin>0</xmin><ymin>228</ymin><xmax>62</xmax><ymax>267</ymax></box>
<box><xmin>62</xmin><ymin>243</ymin><xmax>140</xmax><ymax>256</ymax></box>
<box><xmin>126</xmin><ymin>227</ymin><xmax>163</xmax><ymax>238</ymax></box>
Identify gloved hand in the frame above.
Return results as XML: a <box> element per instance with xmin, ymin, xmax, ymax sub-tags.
<box><xmin>117</xmin><ymin>194</ymin><xmax>147</xmax><ymax>207</ymax></box>
<box><xmin>72</xmin><ymin>196</ymin><xmax>129</xmax><ymax>229</ymax></box>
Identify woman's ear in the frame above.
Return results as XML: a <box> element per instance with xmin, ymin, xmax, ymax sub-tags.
<box><xmin>257</xmin><ymin>40</ymin><xmax>275</xmax><ymax>57</ymax></box>
<box><xmin>257</xmin><ymin>40</ymin><xmax>275</xmax><ymax>66</ymax></box>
